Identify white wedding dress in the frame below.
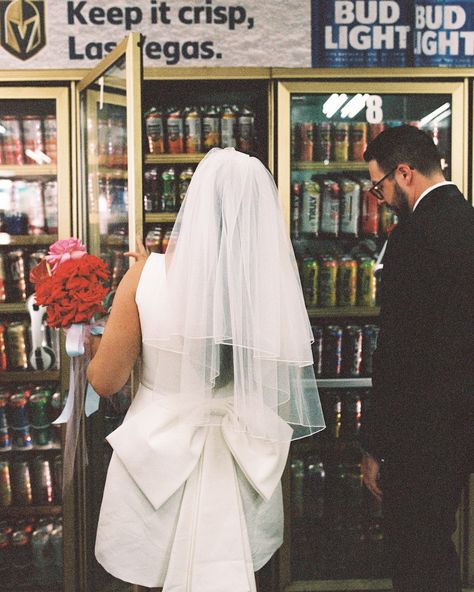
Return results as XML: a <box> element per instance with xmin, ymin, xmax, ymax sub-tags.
<box><xmin>95</xmin><ymin>253</ymin><xmax>289</xmax><ymax>590</ymax></box>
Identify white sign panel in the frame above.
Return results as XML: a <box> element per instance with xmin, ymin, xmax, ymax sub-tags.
<box><xmin>0</xmin><ymin>0</ymin><xmax>312</xmax><ymax>69</ymax></box>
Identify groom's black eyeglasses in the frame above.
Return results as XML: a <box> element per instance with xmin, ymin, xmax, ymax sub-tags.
<box><xmin>368</xmin><ymin>166</ymin><xmax>398</xmax><ymax>201</ymax></box>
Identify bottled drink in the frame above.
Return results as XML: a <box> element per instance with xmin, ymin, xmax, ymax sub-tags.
<box><xmin>145</xmin><ymin>107</ymin><xmax>165</xmax><ymax>154</ymax></box>
<box><xmin>203</xmin><ymin>106</ymin><xmax>220</xmax><ymax>151</ymax></box>
<box><xmin>167</xmin><ymin>109</ymin><xmax>184</xmax><ymax>154</ymax></box>
<box><xmin>237</xmin><ymin>106</ymin><xmax>255</xmax><ymax>153</ymax></box>
<box><xmin>184</xmin><ymin>108</ymin><xmax>202</xmax><ymax>153</ymax></box>
<box><xmin>221</xmin><ymin>106</ymin><xmax>237</xmax><ymax>148</ymax></box>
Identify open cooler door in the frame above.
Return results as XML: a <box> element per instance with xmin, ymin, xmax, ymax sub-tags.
<box><xmin>75</xmin><ymin>32</ymin><xmax>143</xmax><ymax>592</ymax></box>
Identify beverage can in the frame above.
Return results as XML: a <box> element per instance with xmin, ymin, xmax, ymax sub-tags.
<box><xmin>318</xmin><ymin>256</ymin><xmax>338</xmax><ymax>307</ymax></box>
<box><xmin>22</xmin><ymin>116</ymin><xmax>44</xmax><ymax>164</ymax></box>
<box><xmin>342</xmin><ymin>325</ymin><xmax>363</xmax><ymax>377</ymax></box>
<box><xmin>362</xmin><ymin>324</ymin><xmax>380</xmax><ymax>376</ymax></box>
<box><xmin>237</xmin><ymin>106</ymin><xmax>255</xmax><ymax>153</ymax></box>
<box><xmin>8</xmin><ymin>392</ymin><xmax>31</xmax><ymax>447</ymax></box>
<box><xmin>320</xmin><ymin>179</ymin><xmax>340</xmax><ymax>236</ymax></box>
<box><xmin>0</xmin><ymin>395</ymin><xmax>10</xmax><ymax>449</ymax></box>
<box><xmin>203</xmin><ymin>106</ymin><xmax>220</xmax><ymax>151</ymax></box>
<box><xmin>0</xmin><ymin>461</ymin><xmax>12</xmax><ymax>506</ymax></box>
<box><xmin>299</xmin><ymin>123</ymin><xmax>314</xmax><ymax>161</ymax></box>
<box><xmin>357</xmin><ymin>258</ymin><xmax>376</xmax><ymax>307</ymax></box>
<box><xmin>290</xmin><ymin>182</ymin><xmax>301</xmax><ymax>239</ymax></box>
<box><xmin>350</xmin><ymin>122</ymin><xmax>367</xmax><ymax>161</ymax></box>
<box><xmin>184</xmin><ymin>108</ymin><xmax>202</xmax><ymax>153</ymax></box>
<box><xmin>221</xmin><ymin>106</ymin><xmax>237</xmax><ymax>148</ymax></box>
<box><xmin>323</xmin><ymin>325</ymin><xmax>343</xmax><ymax>377</ymax></box>
<box><xmin>302</xmin><ymin>258</ymin><xmax>318</xmax><ymax>307</ymax></box>
<box><xmin>0</xmin><ymin>255</ymin><xmax>6</xmax><ymax>303</ymax></box>
<box><xmin>166</xmin><ymin>109</ymin><xmax>184</xmax><ymax>154</ymax></box>
<box><xmin>42</xmin><ymin>115</ymin><xmax>57</xmax><ymax>163</ymax></box>
<box><xmin>339</xmin><ymin>178</ymin><xmax>360</xmax><ymax>236</ymax></box>
<box><xmin>334</xmin><ymin>122</ymin><xmax>349</xmax><ymax>162</ymax></box>
<box><xmin>28</xmin><ymin>393</ymin><xmax>51</xmax><ymax>447</ymax></box>
<box><xmin>2</xmin><ymin>116</ymin><xmax>23</xmax><ymax>165</ymax></box>
<box><xmin>31</xmin><ymin>457</ymin><xmax>53</xmax><ymax>505</ymax></box>
<box><xmin>0</xmin><ymin>326</ymin><xmax>7</xmax><ymax>371</ymax></box>
<box><xmin>145</xmin><ymin>226</ymin><xmax>163</xmax><ymax>254</ymax></box>
<box><xmin>145</xmin><ymin>107</ymin><xmax>165</xmax><ymax>154</ymax></box>
<box><xmin>311</xmin><ymin>325</ymin><xmax>324</xmax><ymax>377</ymax></box>
<box><xmin>360</xmin><ymin>178</ymin><xmax>379</xmax><ymax>236</ymax></box>
<box><xmin>162</xmin><ymin>168</ymin><xmax>177</xmax><ymax>212</ymax></box>
<box><xmin>314</xmin><ymin>122</ymin><xmax>332</xmax><ymax>162</ymax></box>
<box><xmin>178</xmin><ymin>167</ymin><xmax>193</xmax><ymax>207</ymax></box>
<box><xmin>6</xmin><ymin>323</ymin><xmax>28</xmax><ymax>370</ymax></box>
<box><xmin>300</xmin><ymin>180</ymin><xmax>320</xmax><ymax>237</ymax></box>
<box><xmin>11</xmin><ymin>461</ymin><xmax>32</xmax><ymax>505</ymax></box>
<box><xmin>337</xmin><ymin>256</ymin><xmax>357</xmax><ymax>307</ymax></box>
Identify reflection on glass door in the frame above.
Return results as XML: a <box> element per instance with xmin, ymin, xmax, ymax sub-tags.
<box><xmin>77</xmin><ymin>33</ymin><xmax>142</xmax><ymax>592</ymax></box>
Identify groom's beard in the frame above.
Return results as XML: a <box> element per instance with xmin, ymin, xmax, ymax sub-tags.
<box><xmin>389</xmin><ymin>181</ymin><xmax>411</xmax><ymax>221</ymax></box>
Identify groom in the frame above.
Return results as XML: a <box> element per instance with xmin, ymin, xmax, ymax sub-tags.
<box><xmin>359</xmin><ymin>125</ymin><xmax>474</xmax><ymax>591</ymax></box>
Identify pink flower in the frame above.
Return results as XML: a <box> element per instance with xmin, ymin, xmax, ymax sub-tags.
<box><xmin>46</xmin><ymin>238</ymin><xmax>87</xmax><ymax>272</ymax></box>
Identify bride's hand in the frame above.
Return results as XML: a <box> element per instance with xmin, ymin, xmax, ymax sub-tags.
<box><xmin>124</xmin><ymin>237</ymin><xmax>149</xmax><ymax>262</ymax></box>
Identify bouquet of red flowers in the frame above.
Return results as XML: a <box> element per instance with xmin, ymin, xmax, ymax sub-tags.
<box><xmin>30</xmin><ymin>238</ymin><xmax>110</xmax><ymax>328</ymax></box>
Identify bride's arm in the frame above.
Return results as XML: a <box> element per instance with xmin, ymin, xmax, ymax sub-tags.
<box><xmin>87</xmin><ymin>259</ymin><xmax>146</xmax><ymax>396</ymax></box>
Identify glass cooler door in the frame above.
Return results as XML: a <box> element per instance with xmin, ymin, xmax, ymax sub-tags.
<box><xmin>276</xmin><ymin>80</ymin><xmax>466</xmax><ymax>591</ymax></box>
<box><xmin>76</xmin><ymin>32</ymin><xmax>143</xmax><ymax>592</ymax></box>
<box><xmin>0</xmin><ymin>86</ymin><xmax>72</xmax><ymax>591</ymax></box>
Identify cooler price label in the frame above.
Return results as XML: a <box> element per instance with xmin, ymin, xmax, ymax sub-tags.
<box><xmin>365</xmin><ymin>95</ymin><xmax>383</xmax><ymax>124</ymax></box>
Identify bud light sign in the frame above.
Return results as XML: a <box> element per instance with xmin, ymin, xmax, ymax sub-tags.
<box><xmin>312</xmin><ymin>0</ymin><xmax>474</xmax><ymax>67</ymax></box>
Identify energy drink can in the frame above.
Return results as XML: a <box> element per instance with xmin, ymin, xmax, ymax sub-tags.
<box><xmin>357</xmin><ymin>258</ymin><xmax>376</xmax><ymax>307</ymax></box>
<box><xmin>362</xmin><ymin>324</ymin><xmax>380</xmax><ymax>376</ymax></box>
<box><xmin>291</xmin><ymin>182</ymin><xmax>301</xmax><ymax>239</ymax></box>
<box><xmin>8</xmin><ymin>393</ymin><xmax>32</xmax><ymax>448</ymax></box>
<box><xmin>320</xmin><ymin>179</ymin><xmax>340</xmax><ymax>236</ymax></box>
<box><xmin>361</xmin><ymin>179</ymin><xmax>379</xmax><ymax>236</ymax></box>
<box><xmin>323</xmin><ymin>325</ymin><xmax>343</xmax><ymax>377</ymax></box>
<box><xmin>311</xmin><ymin>325</ymin><xmax>324</xmax><ymax>377</ymax></box>
<box><xmin>0</xmin><ymin>396</ymin><xmax>10</xmax><ymax>449</ymax></box>
<box><xmin>162</xmin><ymin>168</ymin><xmax>177</xmax><ymax>212</ymax></box>
<box><xmin>221</xmin><ymin>106</ymin><xmax>237</xmax><ymax>148</ymax></box>
<box><xmin>184</xmin><ymin>108</ymin><xmax>202</xmax><ymax>153</ymax></box>
<box><xmin>28</xmin><ymin>392</ymin><xmax>51</xmax><ymax>447</ymax></box>
<box><xmin>315</xmin><ymin>122</ymin><xmax>332</xmax><ymax>162</ymax></box>
<box><xmin>6</xmin><ymin>322</ymin><xmax>28</xmax><ymax>370</ymax></box>
<box><xmin>334</xmin><ymin>122</ymin><xmax>349</xmax><ymax>162</ymax></box>
<box><xmin>22</xmin><ymin>116</ymin><xmax>44</xmax><ymax>164</ymax></box>
<box><xmin>339</xmin><ymin>178</ymin><xmax>360</xmax><ymax>236</ymax></box>
<box><xmin>145</xmin><ymin>107</ymin><xmax>165</xmax><ymax>154</ymax></box>
<box><xmin>203</xmin><ymin>106</ymin><xmax>220</xmax><ymax>151</ymax></box>
<box><xmin>43</xmin><ymin>115</ymin><xmax>57</xmax><ymax>164</ymax></box>
<box><xmin>337</xmin><ymin>257</ymin><xmax>357</xmax><ymax>307</ymax></box>
<box><xmin>178</xmin><ymin>167</ymin><xmax>194</xmax><ymax>207</ymax></box>
<box><xmin>31</xmin><ymin>457</ymin><xmax>53</xmax><ymax>505</ymax></box>
<box><xmin>302</xmin><ymin>258</ymin><xmax>318</xmax><ymax>307</ymax></box>
<box><xmin>166</xmin><ymin>109</ymin><xmax>184</xmax><ymax>154</ymax></box>
<box><xmin>11</xmin><ymin>461</ymin><xmax>32</xmax><ymax>505</ymax></box>
<box><xmin>299</xmin><ymin>123</ymin><xmax>314</xmax><ymax>161</ymax></box>
<box><xmin>350</xmin><ymin>123</ymin><xmax>367</xmax><ymax>161</ymax></box>
<box><xmin>237</xmin><ymin>106</ymin><xmax>255</xmax><ymax>153</ymax></box>
<box><xmin>342</xmin><ymin>392</ymin><xmax>362</xmax><ymax>439</ymax></box>
<box><xmin>342</xmin><ymin>325</ymin><xmax>363</xmax><ymax>377</ymax></box>
<box><xmin>318</xmin><ymin>256</ymin><xmax>338</xmax><ymax>307</ymax></box>
<box><xmin>7</xmin><ymin>250</ymin><xmax>27</xmax><ymax>302</ymax></box>
<box><xmin>2</xmin><ymin>116</ymin><xmax>23</xmax><ymax>165</ymax></box>
<box><xmin>0</xmin><ymin>461</ymin><xmax>12</xmax><ymax>506</ymax></box>
<box><xmin>300</xmin><ymin>180</ymin><xmax>320</xmax><ymax>237</ymax></box>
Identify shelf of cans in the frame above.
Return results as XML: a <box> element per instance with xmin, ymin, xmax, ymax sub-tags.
<box><xmin>0</xmin><ymin>113</ymin><xmax>57</xmax><ymax>167</ymax></box>
<box><xmin>290</xmin><ymin>389</ymin><xmax>387</xmax><ymax>580</ymax></box>
<box><xmin>312</xmin><ymin>323</ymin><xmax>379</xmax><ymax>379</ymax></box>
<box><xmin>145</xmin><ymin>105</ymin><xmax>256</xmax><ymax>156</ymax></box>
<box><xmin>0</xmin><ymin>385</ymin><xmax>62</xmax><ymax>453</ymax></box>
<box><xmin>292</xmin><ymin>119</ymin><xmax>448</xmax><ymax>167</ymax></box>
<box><xmin>0</xmin><ymin>515</ymin><xmax>63</xmax><ymax>590</ymax></box>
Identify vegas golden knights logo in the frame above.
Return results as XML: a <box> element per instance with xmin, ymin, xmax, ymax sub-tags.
<box><xmin>0</xmin><ymin>0</ymin><xmax>45</xmax><ymax>60</ymax></box>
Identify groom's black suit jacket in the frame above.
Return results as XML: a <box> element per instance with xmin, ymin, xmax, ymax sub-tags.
<box><xmin>360</xmin><ymin>184</ymin><xmax>474</xmax><ymax>469</ymax></box>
